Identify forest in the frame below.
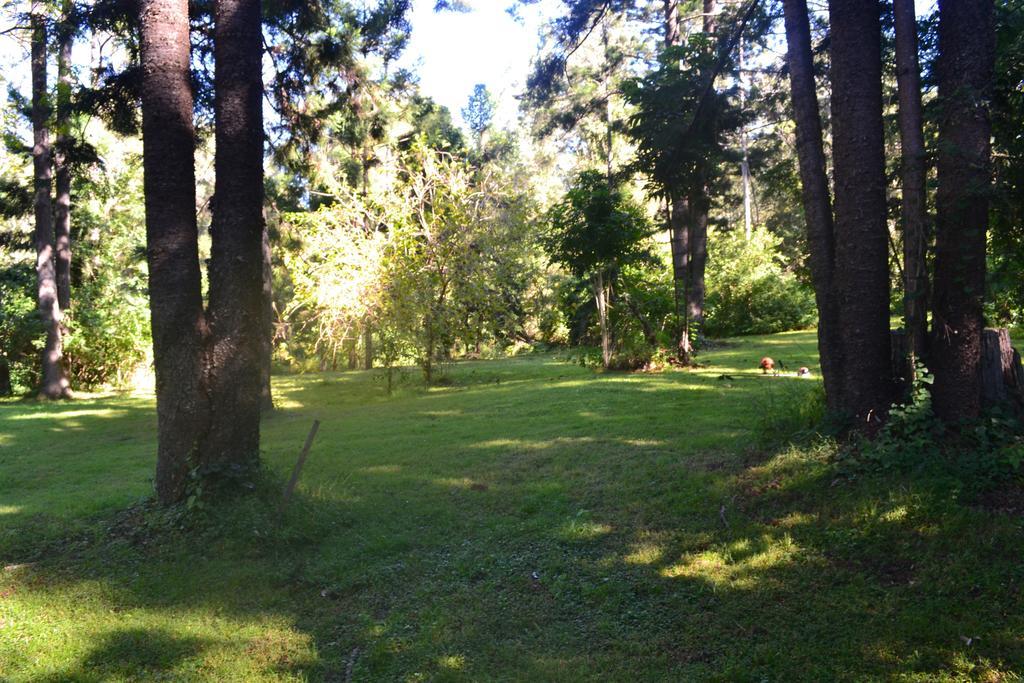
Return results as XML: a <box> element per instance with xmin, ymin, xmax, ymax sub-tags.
<box><xmin>1</xmin><ymin>0</ymin><xmax>1024</xmax><ymax>679</ymax></box>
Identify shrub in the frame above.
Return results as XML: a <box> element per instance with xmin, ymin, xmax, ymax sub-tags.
<box><xmin>704</xmin><ymin>228</ymin><xmax>817</xmax><ymax>337</ymax></box>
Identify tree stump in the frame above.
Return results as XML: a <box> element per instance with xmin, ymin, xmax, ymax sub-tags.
<box><xmin>981</xmin><ymin>328</ymin><xmax>1024</xmax><ymax>412</ymax></box>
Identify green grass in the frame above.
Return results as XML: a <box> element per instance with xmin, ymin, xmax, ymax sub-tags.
<box><xmin>2</xmin><ymin>330</ymin><xmax>1023</xmax><ymax>681</ymax></box>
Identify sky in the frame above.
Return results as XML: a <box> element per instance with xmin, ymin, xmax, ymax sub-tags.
<box><xmin>396</xmin><ymin>0</ymin><xmax>562</xmax><ymax>130</ymax></box>
<box><xmin>398</xmin><ymin>0</ymin><xmax>937</xmax><ymax>135</ymax></box>
<box><xmin>0</xmin><ymin>0</ymin><xmax>939</xmax><ymax>134</ymax></box>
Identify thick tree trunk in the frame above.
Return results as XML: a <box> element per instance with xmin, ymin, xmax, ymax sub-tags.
<box><xmin>139</xmin><ymin>0</ymin><xmax>209</xmax><ymax>503</ymax></box>
<box><xmin>30</xmin><ymin>8</ymin><xmax>71</xmax><ymax>401</ymax></box>
<box><xmin>931</xmin><ymin>0</ymin><xmax>994</xmax><ymax>423</ymax></box>
<box><xmin>664</xmin><ymin>1</ymin><xmax>691</xmax><ymax>361</ymax></box>
<box><xmin>684</xmin><ymin>0</ymin><xmax>716</xmax><ymax>347</ymax></box>
<box><xmin>204</xmin><ymin>0</ymin><xmax>265</xmax><ymax>471</ymax></box>
<box><xmin>828</xmin><ymin>0</ymin><xmax>893</xmax><ymax>424</ymax></box>
<box><xmin>893</xmin><ymin>0</ymin><xmax>929</xmax><ymax>374</ymax></box>
<box><xmin>980</xmin><ymin>328</ymin><xmax>1024</xmax><ymax>411</ymax></box>
<box><xmin>260</xmin><ymin>224</ymin><xmax>274</xmax><ymax>412</ymax></box>
<box><xmin>664</xmin><ymin>0</ymin><xmax>680</xmax><ymax>48</ymax></box>
<box><xmin>782</xmin><ymin>0</ymin><xmax>842</xmax><ymax>411</ymax></box>
<box><xmin>54</xmin><ymin>0</ymin><xmax>73</xmax><ymax>312</ymax></box>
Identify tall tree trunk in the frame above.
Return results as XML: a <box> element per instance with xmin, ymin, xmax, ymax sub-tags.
<box><xmin>893</xmin><ymin>0</ymin><xmax>929</xmax><ymax>375</ymax></box>
<box><xmin>931</xmin><ymin>0</ymin><xmax>995</xmax><ymax>422</ymax></box>
<box><xmin>782</xmin><ymin>0</ymin><xmax>842</xmax><ymax>411</ymax></box>
<box><xmin>205</xmin><ymin>0</ymin><xmax>265</xmax><ymax>471</ymax></box>
<box><xmin>30</xmin><ymin>8</ymin><xmax>71</xmax><ymax>401</ymax></box>
<box><xmin>664</xmin><ymin>0</ymin><xmax>680</xmax><ymax>47</ymax></box>
<box><xmin>663</xmin><ymin>1</ymin><xmax>691</xmax><ymax>361</ymax></box>
<box><xmin>739</xmin><ymin>39</ymin><xmax>753</xmax><ymax>241</ymax></box>
<box><xmin>139</xmin><ymin>0</ymin><xmax>209</xmax><ymax>503</ymax></box>
<box><xmin>601</xmin><ymin>19</ymin><xmax>614</xmax><ymax>182</ymax></box>
<box><xmin>669</xmin><ymin>195</ymin><xmax>692</xmax><ymax>360</ymax></box>
<box><xmin>685</xmin><ymin>0</ymin><xmax>716</xmax><ymax>347</ymax></box>
<box><xmin>828</xmin><ymin>0</ymin><xmax>893</xmax><ymax>424</ymax></box>
<box><xmin>687</xmin><ymin>186</ymin><xmax>708</xmax><ymax>341</ymax></box>
<box><xmin>260</xmin><ymin>224</ymin><xmax>274</xmax><ymax>412</ymax></box>
<box><xmin>54</xmin><ymin>0</ymin><xmax>73</xmax><ymax>312</ymax></box>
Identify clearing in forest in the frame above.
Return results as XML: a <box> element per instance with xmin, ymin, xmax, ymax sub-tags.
<box><xmin>1</xmin><ymin>330</ymin><xmax>1023</xmax><ymax>681</ymax></box>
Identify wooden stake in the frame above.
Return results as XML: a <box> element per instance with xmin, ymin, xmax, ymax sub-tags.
<box><xmin>281</xmin><ymin>419</ymin><xmax>320</xmax><ymax>511</ymax></box>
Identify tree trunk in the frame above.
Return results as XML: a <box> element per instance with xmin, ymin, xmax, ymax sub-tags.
<box><xmin>203</xmin><ymin>0</ymin><xmax>265</xmax><ymax>472</ymax></box>
<box><xmin>931</xmin><ymin>0</ymin><xmax>994</xmax><ymax>423</ymax></box>
<box><xmin>260</xmin><ymin>223</ymin><xmax>273</xmax><ymax>412</ymax></box>
<box><xmin>364</xmin><ymin>324</ymin><xmax>374</xmax><ymax>370</ymax></box>
<box><xmin>664</xmin><ymin>0</ymin><xmax>680</xmax><ymax>48</ymax></box>
<box><xmin>593</xmin><ymin>271</ymin><xmax>612</xmax><ymax>368</ymax></box>
<box><xmin>684</xmin><ymin>0</ymin><xmax>716</xmax><ymax>349</ymax></box>
<box><xmin>30</xmin><ymin>8</ymin><xmax>71</xmax><ymax>401</ymax></box>
<box><xmin>139</xmin><ymin>0</ymin><xmax>209</xmax><ymax>503</ymax></box>
<box><xmin>828</xmin><ymin>0</ymin><xmax>893</xmax><ymax>424</ymax></box>
<box><xmin>54</xmin><ymin>0</ymin><xmax>73</xmax><ymax>312</ymax></box>
<box><xmin>893</xmin><ymin>0</ymin><xmax>929</xmax><ymax>373</ymax></box>
<box><xmin>347</xmin><ymin>337</ymin><xmax>358</xmax><ymax>370</ymax></box>
<box><xmin>687</xmin><ymin>187</ymin><xmax>708</xmax><ymax>344</ymax></box>
<box><xmin>669</xmin><ymin>195</ymin><xmax>692</xmax><ymax>360</ymax></box>
<box><xmin>0</xmin><ymin>357</ymin><xmax>10</xmax><ymax>396</ymax></box>
<box><xmin>663</xmin><ymin>1</ymin><xmax>691</xmax><ymax>361</ymax></box>
<box><xmin>782</xmin><ymin>0</ymin><xmax>842</xmax><ymax>412</ymax></box>
<box><xmin>739</xmin><ymin>39</ymin><xmax>753</xmax><ymax>241</ymax></box>
<box><xmin>703</xmin><ymin>0</ymin><xmax>716</xmax><ymax>34</ymax></box>
<box><xmin>980</xmin><ymin>329</ymin><xmax>1024</xmax><ymax>411</ymax></box>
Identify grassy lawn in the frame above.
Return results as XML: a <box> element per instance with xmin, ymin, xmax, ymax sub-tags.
<box><xmin>2</xmin><ymin>330</ymin><xmax>1023</xmax><ymax>681</ymax></box>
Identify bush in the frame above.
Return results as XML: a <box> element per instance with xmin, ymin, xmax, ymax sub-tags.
<box><xmin>704</xmin><ymin>228</ymin><xmax>817</xmax><ymax>337</ymax></box>
<box><xmin>0</xmin><ymin>264</ymin><xmax>42</xmax><ymax>393</ymax></box>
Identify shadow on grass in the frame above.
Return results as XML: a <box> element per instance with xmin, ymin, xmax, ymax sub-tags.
<box><xmin>35</xmin><ymin>627</ymin><xmax>213</xmax><ymax>682</ymax></box>
<box><xmin>2</xmin><ymin>350</ymin><xmax>1023</xmax><ymax>680</ymax></box>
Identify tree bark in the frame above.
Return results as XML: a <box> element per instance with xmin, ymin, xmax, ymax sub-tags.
<box><xmin>782</xmin><ymin>0</ymin><xmax>842</xmax><ymax>411</ymax></box>
<box><xmin>54</xmin><ymin>0</ymin><xmax>73</xmax><ymax>312</ymax></box>
<box><xmin>593</xmin><ymin>271</ymin><xmax>612</xmax><ymax>368</ymax></box>
<box><xmin>0</xmin><ymin>357</ymin><xmax>10</xmax><ymax>397</ymax></box>
<box><xmin>260</xmin><ymin>223</ymin><xmax>274</xmax><ymax>412</ymax></box>
<box><xmin>893</xmin><ymin>0</ymin><xmax>929</xmax><ymax>372</ymax></box>
<box><xmin>684</xmin><ymin>0</ymin><xmax>716</xmax><ymax>347</ymax></box>
<box><xmin>931</xmin><ymin>0</ymin><xmax>994</xmax><ymax>423</ymax></box>
<box><xmin>739</xmin><ymin>39</ymin><xmax>752</xmax><ymax>241</ymax></box>
<box><xmin>204</xmin><ymin>0</ymin><xmax>265</xmax><ymax>471</ymax></box>
<box><xmin>363</xmin><ymin>324</ymin><xmax>374</xmax><ymax>370</ymax></box>
<box><xmin>980</xmin><ymin>328</ymin><xmax>1023</xmax><ymax>411</ymax></box>
<box><xmin>828</xmin><ymin>0</ymin><xmax>893</xmax><ymax>424</ymax></box>
<box><xmin>663</xmin><ymin>0</ymin><xmax>680</xmax><ymax>48</ymax></box>
<box><xmin>663</xmin><ymin>1</ymin><xmax>691</xmax><ymax>361</ymax></box>
<box><xmin>669</xmin><ymin>195</ymin><xmax>692</xmax><ymax>360</ymax></box>
<box><xmin>139</xmin><ymin>0</ymin><xmax>209</xmax><ymax>503</ymax></box>
<box><xmin>30</xmin><ymin>7</ymin><xmax>71</xmax><ymax>401</ymax></box>
<box><xmin>687</xmin><ymin>186</ymin><xmax>708</xmax><ymax>342</ymax></box>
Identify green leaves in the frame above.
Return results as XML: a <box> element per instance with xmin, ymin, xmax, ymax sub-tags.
<box><xmin>543</xmin><ymin>170</ymin><xmax>653</xmax><ymax>280</ymax></box>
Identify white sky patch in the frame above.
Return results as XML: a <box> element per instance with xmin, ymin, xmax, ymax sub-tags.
<box><xmin>397</xmin><ymin>0</ymin><xmax>562</xmax><ymax>131</ymax></box>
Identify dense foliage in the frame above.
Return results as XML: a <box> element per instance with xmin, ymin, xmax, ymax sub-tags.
<box><xmin>704</xmin><ymin>228</ymin><xmax>817</xmax><ymax>337</ymax></box>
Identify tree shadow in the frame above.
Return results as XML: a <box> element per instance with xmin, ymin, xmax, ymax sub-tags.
<box><xmin>34</xmin><ymin>627</ymin><xmax>213</xmax><ymax>682</ymax></box>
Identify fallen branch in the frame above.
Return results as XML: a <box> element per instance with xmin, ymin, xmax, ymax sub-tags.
<box><xmin>280</xmin><ymin>419</ymin><xmax>320</xmax><ymax>512</ymax></box>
